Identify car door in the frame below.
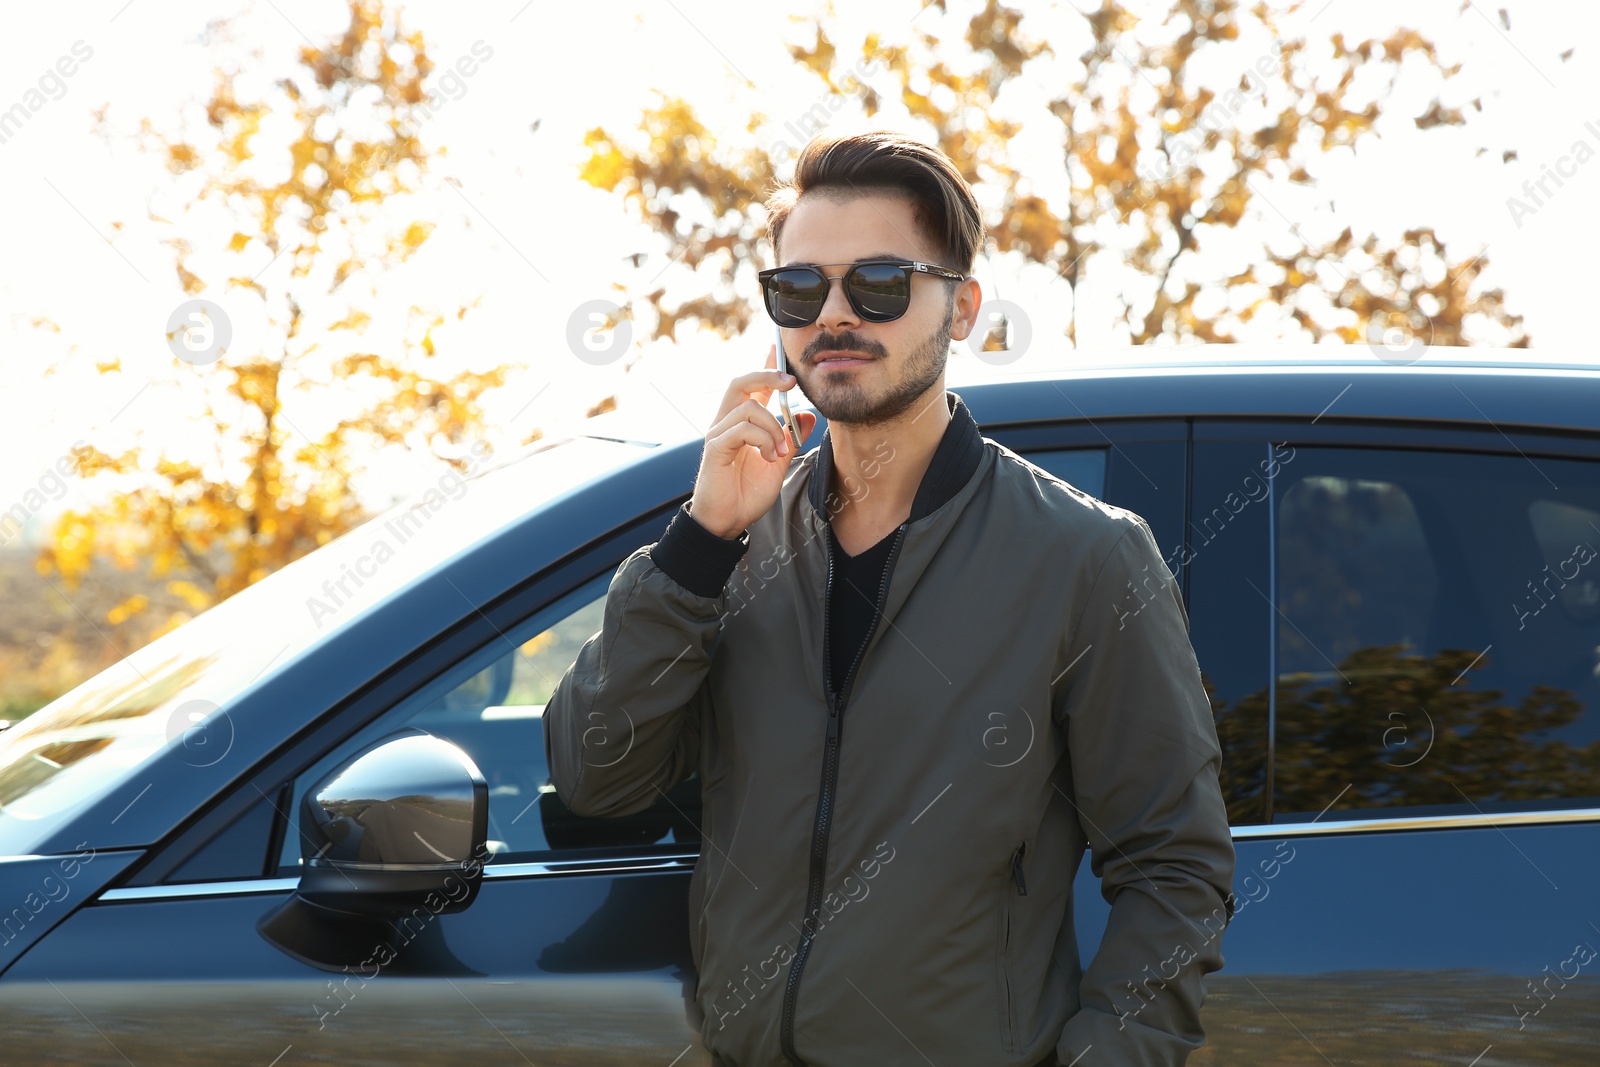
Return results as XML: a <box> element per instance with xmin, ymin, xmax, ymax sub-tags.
<box><xmin>1190</xmin><ymin>416</ymin><xmax>1600</xmax><ymax>1064</ymax></box>
<box><xmin>2</xmin><ymin>505</ymin><xmax>719</xmax><ymax>1066</ymax></box>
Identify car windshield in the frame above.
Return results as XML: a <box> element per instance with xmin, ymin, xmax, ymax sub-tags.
<box><xmin>0</xmin><ymin>435</ymin><xmax>648</xmax><ymax>855</ymax></box>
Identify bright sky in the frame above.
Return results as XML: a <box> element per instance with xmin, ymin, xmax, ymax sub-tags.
<box><xmin>1</xmin><ymin>0</ymin><xmax>1596</xmax><ymax>543</ymax></box>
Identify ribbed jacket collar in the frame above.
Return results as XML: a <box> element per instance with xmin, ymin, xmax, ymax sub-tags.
<box><xmin>804</xmin><ymin>389</ymin><xmax>984</xmax><ymax>525</ymax></box>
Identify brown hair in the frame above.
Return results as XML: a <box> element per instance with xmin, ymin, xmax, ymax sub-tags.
<box><xmin>764</xmin><ymin>131</ymin><xmax>985</xmax><ymax>274</ymax></box>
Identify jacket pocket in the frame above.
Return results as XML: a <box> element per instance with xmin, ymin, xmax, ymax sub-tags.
<box><xmin>997</xmin><ymin>840</ymin><xmax>1027</xmax><ymax>1051</ymax></box>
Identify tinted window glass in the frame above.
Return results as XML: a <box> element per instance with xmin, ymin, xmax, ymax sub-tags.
<box><xmin>167</xmin><ymin>788</ymin><xmax>280</xmax><ymax>883</ymax></box>
<box><xmin>1272</xmin><ymin>447</ymin><xmax>1600</xmax><ymax>821</ymax></box>
<box><xmin>275</xmin><ymin>576</ymin><xmax>701</xmax><ymax>870</ymax></box>
<box><xmin>1186</xmin><ymin>440</ymin><xmax>1285</xmax><ymax>825</ymax></box>
<box><xmin>1277</xmin><ymin>475</ymin><xmax>1438</xmax><ymax>677</ymax></box>
<box><xmin>1025</xmin><ymin>448</ymin><xmax>1107</xmax><ymax>500</ymax></box>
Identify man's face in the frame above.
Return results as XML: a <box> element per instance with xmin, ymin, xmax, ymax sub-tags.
<box><xmin>777</xmin><ymin>192</ymin><xmax>979</xmax><ymax>430</ymax></box>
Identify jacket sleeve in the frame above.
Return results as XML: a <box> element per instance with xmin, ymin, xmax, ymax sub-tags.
<box><xmin>542</xmin><ymin>501</ymin><xmax>748</xmax><ymax>818</ymax></box>
<box><xmin>1052</xmin><ymin>517</ymin><xmax>1237</xmax><ymax>1067</ymax></box>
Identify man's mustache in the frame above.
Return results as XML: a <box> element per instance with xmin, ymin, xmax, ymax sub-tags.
<box><xmin>803</xmin><ymin>333</ymin><xmax>886</xmax><ymax>362</ymax></box>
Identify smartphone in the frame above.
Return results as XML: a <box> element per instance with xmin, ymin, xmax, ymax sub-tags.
<box><xmin>774</xmin><ymin>322</ymin><xmax>805</xmax><ymax>455</ymax></box>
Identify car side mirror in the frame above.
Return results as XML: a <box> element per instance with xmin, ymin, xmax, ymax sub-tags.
<box><xmin>258</xmin><ymin>730</ymin><xmax>490</xmax><ymax>973</ymax></box>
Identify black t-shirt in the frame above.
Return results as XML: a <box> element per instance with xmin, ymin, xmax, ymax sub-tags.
<box><xmin>827</xmin><ymin>522</ymin><xmax>899</xmax><ymax>699</ymax></box>
<box><xmin>646</xmin><ymin>499</ymin><xmax>899</xmax><ymax>699</ymax></box>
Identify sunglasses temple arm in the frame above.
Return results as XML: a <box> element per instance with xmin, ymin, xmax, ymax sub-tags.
<box><xmin>774</xmin><ymin>323</ymin><xmax>804</xmax><ymax>455</ymax></box>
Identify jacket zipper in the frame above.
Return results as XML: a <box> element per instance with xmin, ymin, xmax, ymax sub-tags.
<box><xmin>1001</xmin><ymin>841</ymin><xmax>1027</xmax><ymax>1050</ymax></box>
<box><xmin>779</xmin><ymin>522</ymin><xmax>907</xmax><ymax>1067</ymax></box>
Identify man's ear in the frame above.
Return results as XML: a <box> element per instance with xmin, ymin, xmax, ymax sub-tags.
<box><xmin>946</xmin><ymin>277</ymin><xmax>983</xmax><ymax>342</ymax></box>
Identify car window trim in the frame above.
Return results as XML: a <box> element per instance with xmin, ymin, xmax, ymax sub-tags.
<box><xmin>98</xmin><ymin>851</ymin><xmax>703</xmax><ymax>903</ymax></box>
<box><xmin>1233</xmin><ymin>806</ymin><xmax>1600</xmax><ymax>838</ymax></box>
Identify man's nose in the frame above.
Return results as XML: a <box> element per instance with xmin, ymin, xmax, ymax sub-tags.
<box><xmin>816</xmin><ymin>272</ymin><xmax>860</xmax><ymax>333</ymax></box>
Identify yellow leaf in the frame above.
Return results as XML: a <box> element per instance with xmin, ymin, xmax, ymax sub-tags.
<box><xmin>402</xmin><ymin>221</ymin><xmax>435</xmax><ymax>250</ymax></box>
<box><xmin>106</xmin><ymin>594</ymin><xmax>149</xmax><ymax>626</ymax></box>
<box><xmin>165</xmin><ymin>580</ymin><xmax>214</xmax><ymax>611</ymax></box>
<box><xmin>176</xmin><ymin>262</ymin><xmax>205</xmax><ymax>295</ymax></box>
<box><xmin>329</xmin><ymin>309</ymin><xmax>371</xmax><ymax>331</ymax></box>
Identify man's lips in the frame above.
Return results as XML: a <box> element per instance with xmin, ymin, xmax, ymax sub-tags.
<box><xmin>815</xmin><ymin>351</ymin><xmax>875</xmax><ymax>363</ymax></box>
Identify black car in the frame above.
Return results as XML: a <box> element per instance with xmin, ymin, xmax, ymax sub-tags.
<box><xmin>3</xmin><ymin>347</ymin><xmax>1598</xmax><ymax>1065</ymax></box>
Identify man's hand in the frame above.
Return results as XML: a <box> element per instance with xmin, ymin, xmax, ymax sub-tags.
<box><xmin>687</xmin><ymin>344</ymin><xmax>817</xmax><ymax>539</ymax></box>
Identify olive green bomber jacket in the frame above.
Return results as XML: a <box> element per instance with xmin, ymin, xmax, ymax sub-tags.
<box><xmin>542</xmin><ymin>391</ymin><xmax>1237</xmax><ymax>1066</ymax></box>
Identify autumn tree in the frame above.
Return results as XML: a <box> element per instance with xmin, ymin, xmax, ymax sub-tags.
<box><xmin>580</xmin><ymin>0</ymin><xmax>1528</xmax><ymax>353</ymax></box>
<box><xmin>38</xmin><ymin>0</ymin><xmax>513</xmax><ymax>633</ymax></box>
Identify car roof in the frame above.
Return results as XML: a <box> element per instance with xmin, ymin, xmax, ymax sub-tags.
<box><xmin>967</xmin><ymin>342</ymin><xmax>1597</xmax><ymax>373</ymax></box>
<box><xmin>577</xmin><ymin>344</ymin><xmax>1600</xmax><ymax>446</ymax></box>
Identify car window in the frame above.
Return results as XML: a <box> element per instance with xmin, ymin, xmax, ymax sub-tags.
<box><xmin>1271</xmin><ymin>447</ymin><xmax>1600</xmax><ymax>822</ymax></box>
<box><xmin>274</xmin><ymin>574</ymin><xmax>702</xmax><ymax>871</ymax></box>
<box><xmin>1024</xmin><ymin>448</ymin><xmax>1108</xmax><ymax>500</ymax></box>
<box><xmin>1186</xmin><ymin>439</ymin><xmax>1278</xmax><ymax>825</ymax></box>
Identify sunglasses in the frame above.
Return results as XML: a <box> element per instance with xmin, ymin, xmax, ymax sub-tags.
<box><xmin>757</xmin><ymin>258</ymin><xmax>965</xmax><ymax>328</ymax></box>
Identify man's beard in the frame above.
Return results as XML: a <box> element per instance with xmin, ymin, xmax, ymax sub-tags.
<box><xmin>798</xmin><ymin>291</ymin><xmax>954</xmax><ymax>430</ymax></box>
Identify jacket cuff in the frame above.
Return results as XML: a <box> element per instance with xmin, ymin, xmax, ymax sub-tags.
<box><xmin>649</xmin><ymin>501</ymin><xmax>749</xmax><ymax>597</ymax></box>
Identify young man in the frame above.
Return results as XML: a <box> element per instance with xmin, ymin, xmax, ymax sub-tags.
<box><xmin>544</xmin><ymin>131</ymin><xmax>1236</xmax><ymax>1066</ymax></box>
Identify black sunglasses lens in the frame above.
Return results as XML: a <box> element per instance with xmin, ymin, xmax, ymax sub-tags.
<box><xmin>766</xmin><ymin>268</ymin><xmax>828</xmax><ymax>327</ymax></box>
<box><xmin>847</xmin><ymin>262</ymin><xmax>911</xmax><ymax>321</ymax></box>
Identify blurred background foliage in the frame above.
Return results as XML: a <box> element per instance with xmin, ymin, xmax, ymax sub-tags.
<box><xmin>7</xmin><ymin>0</ymin><xmax>515</xmax><ymax>719</ymax></box>
<box><xmin>5</xmin><ymin>0</ymin><xmax>1536</xmax><ymax>720</ymax></box>
<box><xmin>581</xmin><ymin>0</ymin><xmax>1527</xmax><ymax>350</ymax></box>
